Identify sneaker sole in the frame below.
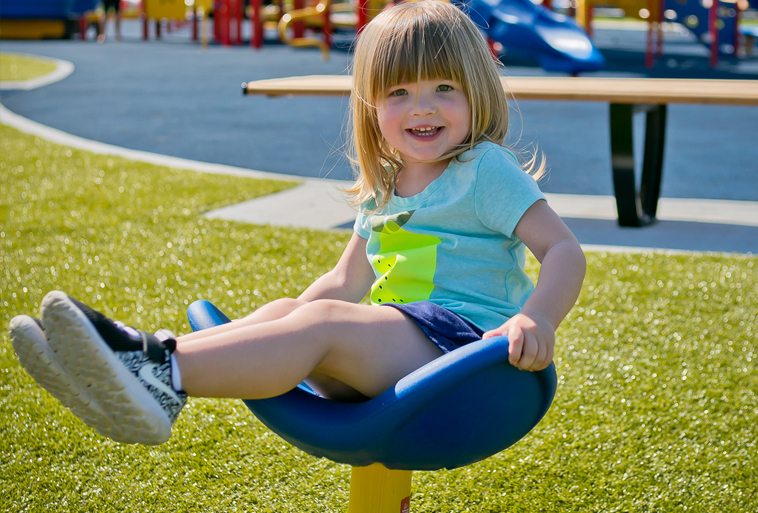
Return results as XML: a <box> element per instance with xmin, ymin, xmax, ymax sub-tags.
<box><xmin>41</xmin><ymin>291</ymin><xmax>172</xmax><ymax>445</ymax></box>
<box><xmin>9</xmin><ymin>315</ymin><xmax>113</xmax><ymax>432</ymax></box>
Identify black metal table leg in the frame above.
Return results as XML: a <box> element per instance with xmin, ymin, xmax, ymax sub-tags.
<box><xmin>640</xmin><ymin>104</ymin><xmax>667</xmax><ymax>219</ymax></box>
<box><xmin>609</xmin><ymin>103</ymin><xmax>668</xmax><ymax>227</ymax></box>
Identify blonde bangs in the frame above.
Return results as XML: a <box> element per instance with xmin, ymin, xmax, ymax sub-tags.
<box><xmin>364</xmin><ymin>20</ymin><xmax>468</xmax><ymax>104</ymax></box>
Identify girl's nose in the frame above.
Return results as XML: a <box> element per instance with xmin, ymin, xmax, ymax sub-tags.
<box><xmin>411</xmin><ymin>94</ymin><xmax>436</xmax><ymax>115</ymax></box>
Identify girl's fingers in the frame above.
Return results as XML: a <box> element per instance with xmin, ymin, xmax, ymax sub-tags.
<box><xmin>507</xmin><ymin>325</ymin><xmax>524</xmax><ymax>367</ymax></box>
<box><xmin>517</xmin><ymin>333</ymin><xmax>539</xmax><ymax>370</ymax></box>
<box><xmin>532</xmin><ymin>337</ymin><xmax>549</xmax><ymax>371</ymax></box>
<box><xmin>486</xmin><ymin>315</ymin><xmax>555</xmax><ymax>371</ymax></box>
<box><xmin>485</xmin><ymin>317</ymin><xmax>554</xmax><ymax>371</ymax></box>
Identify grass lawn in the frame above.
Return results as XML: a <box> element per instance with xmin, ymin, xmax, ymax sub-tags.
<box><xmin>0</xmin><ymin>123</ymin><xmax>755</xmax><ymax>512</ymax></box>
<box><xmin>0</xmin><ymin>53</ymin><xmax>58</xmax><ymax>82</ymax></box>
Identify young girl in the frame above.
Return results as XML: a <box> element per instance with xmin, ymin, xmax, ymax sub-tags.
<box><xmin>9</xmin><ymin>0</ymin><xmax>586</xmax><ymax>446</ymax></box>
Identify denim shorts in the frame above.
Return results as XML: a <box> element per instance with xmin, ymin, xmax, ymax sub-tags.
<box><xmin>383</xmin><ymin>301</ymin><xmax>483</xmax><ymax>353</ymax></box>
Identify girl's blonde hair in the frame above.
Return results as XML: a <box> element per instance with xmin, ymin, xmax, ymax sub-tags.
<box><xmin>346</xmin><ymin>0</ymin><xmax>542</xmax><ymax>207</ymax></box>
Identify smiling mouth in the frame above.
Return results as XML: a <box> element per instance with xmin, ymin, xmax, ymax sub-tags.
<box><xmin>408</xmin><ymin>126</ymin><xmax>442</xmax><ymax>137</ymax></box>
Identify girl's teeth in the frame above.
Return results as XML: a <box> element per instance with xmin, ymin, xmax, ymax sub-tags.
<box><xmin>410</xmin><ymin>127</ymin><xmax>440</xmax><ymax>136</ymax></box>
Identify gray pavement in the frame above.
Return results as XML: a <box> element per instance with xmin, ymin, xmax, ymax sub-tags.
<box><xmin>1</xmin><ymin>20</ymin><xmax>756</xmax><ymax>253</ymax></box>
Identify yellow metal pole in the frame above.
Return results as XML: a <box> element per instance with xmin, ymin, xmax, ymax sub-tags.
<box><xmin>347</xmin><ymin>464</ymin><xmax>413</xmax><ymax>513</ymax></box>
<box><xmin>575</xmin><ymin>0</ymin><xmax>590</xmax><ymax>31</ymax></box>
<box><xmin>200</xmin><ymin>8</ymin><xmax>207</xmax><ymax>49</ymax></box>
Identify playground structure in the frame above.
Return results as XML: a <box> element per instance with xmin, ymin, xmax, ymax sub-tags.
<box><xmin>213</xmin><ymin>0</ymin><xmax>605</xmax><ymax>72</ymax></box>
<box><xmin>0</xmin><ymin>0</ymin><xmax>603</xmax><ymax>74</ymax></box>
<box><xmin>0</xmin><ymin>1</ymin><xmax>212</xmax><ymax>43</ymax></box>
<box><xmin>2</xmin><ymin>0</ymin><xmax>755</xmax><ymax>70</ymax></box>
<box><xmin>0</xmin><ymin>0</ymin><xmax>604</xmax><ymax>72</ymax></box>
<box><xmin>187</xmin><ymin>299</ymin><xmax>557</xmax><ymax>512</ymax></box>
<box><xmin>211</xmin><ymin>0</ymin><xmax>387</xmax><ymax>50</ymax></box>
<box><xmin>210</xmin><ymin>0</ymin><xmax>758</xmax><ymax>69</ymax></box>
<box><xmin>0</xmin><ymin>0</ymin><xmax>98</xmax><ymax>39</ymax></box>
<box><xmin>576</xmin><ymin>0</ymin><xmax>754</xmax><ymax>67</ymax></box>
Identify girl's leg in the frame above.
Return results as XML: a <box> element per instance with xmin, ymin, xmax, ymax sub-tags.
<box><xmin>180</xmin><ymin>297</ymin><xmax>359</xmax><ymax>399</ymax></box>
<box><xmin>21</xmin><ymin>292</ymin><xmax>441</xmax><ymax>444</ymax></box>
<box><xmin>176</xmin><ymin>299</ymin><xmax>443</xmax><ymax>399</ymax></box>
<box><xmin>178</xmin><ymin>297</ymin><xmax>306</xmax><ymax>343</ymax></box>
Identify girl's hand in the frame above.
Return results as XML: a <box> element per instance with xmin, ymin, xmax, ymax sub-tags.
<box><xmin>482</xmin><ymin>313</ymin><xmax>555</xmax><ymax>371</ymax></box>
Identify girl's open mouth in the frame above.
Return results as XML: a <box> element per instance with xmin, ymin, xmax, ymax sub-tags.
<box><xmin>408</xmin><ymin>126</ymin><xmax>442</xmax><ymax>137</ymax></box>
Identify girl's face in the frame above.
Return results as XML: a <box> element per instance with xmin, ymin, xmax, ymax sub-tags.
<box><xmin>376</xmin><ymin>79</ymin><xmax>471</xmax><ymax>173</ymax></box>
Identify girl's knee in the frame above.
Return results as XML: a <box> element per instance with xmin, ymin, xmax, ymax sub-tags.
<box><xmin>241</xmin><ymin>297</ymin><xmax>307</xmax><ymax>323</ymax></box>
<box><xmin>294</xmin><ymin>299</ymin><xmax>352</xmax><ymax>324</ymax></box>
<box><xmin>270</xmin><ymin>297</ymin><xmax>307</xmax><ymax>312</ymax></box>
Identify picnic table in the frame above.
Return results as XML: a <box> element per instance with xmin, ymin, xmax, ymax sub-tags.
<box><xmin>243</xmin><ymin>75</ymin><xmax>758</xmax><ymax>227</ymax></box>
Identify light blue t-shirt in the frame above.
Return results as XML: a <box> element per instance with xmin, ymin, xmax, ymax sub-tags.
<box><xmin>353</xmin><ymin>141</ymin><xmax>545</xmax><ymax>331</ymax></box>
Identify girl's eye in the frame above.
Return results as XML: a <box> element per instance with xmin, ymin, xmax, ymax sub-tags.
<box><xmin>437</xmin><ymin>84</ymin><xmax>454</xmax><ymax>92</ymax></box>
<box><xmin>388</xmin><ymin>88</ymin><xmax>407</xmax><ymax>97</ymax></box>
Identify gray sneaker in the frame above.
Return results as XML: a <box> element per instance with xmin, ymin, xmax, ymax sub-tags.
<box><xmin>9</xmin><ymin>315</ymin><xmax>114</xmax><ymax>433</ymax></box>
<box><xmin>40</xmin><ymin>291</ymin><xmax>186</xmax><ymax>445</ymax></box>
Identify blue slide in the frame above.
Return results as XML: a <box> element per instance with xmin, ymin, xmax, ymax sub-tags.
<box><xmin>461</xmin><ymin>0</ymin><xmax>605</xmax><ymax>74</ymax></box>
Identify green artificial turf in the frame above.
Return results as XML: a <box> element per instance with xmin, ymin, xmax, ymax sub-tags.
<box><xmin>0</xmin><ymin>123</ymin><xmax>755</xmax><ymax>512</ymax></box>
<box><xmin>0</xmin><ymin>53</ymin><xmax>58</xmax><ymax>82</ymax></box>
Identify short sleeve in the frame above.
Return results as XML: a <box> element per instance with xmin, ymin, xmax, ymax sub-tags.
<box><xmin>474</xmin><ymin>147</ymin><xmax>545</xmax><ymax>237</ymax></box>
<box><xmin>353</xmin><ymin>211</ymin><xmax>371</xmax><ymax>240</ymax></box>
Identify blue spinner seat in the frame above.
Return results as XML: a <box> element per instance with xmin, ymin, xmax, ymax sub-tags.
<box><xmin>187</xmin><ymin>299</ymin><xmax>557</xmax><ymax>471</ymax></box>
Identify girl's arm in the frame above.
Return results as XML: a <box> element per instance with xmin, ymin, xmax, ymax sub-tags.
<box><xmin>298</xmin><ymin>233</ymin><xmax>376</xmax><ymax>304</ymax></box>
<box><xmin>484</xmin><ymin>200</ymin><xmax>586</xmax><ymax>371</ymax></box>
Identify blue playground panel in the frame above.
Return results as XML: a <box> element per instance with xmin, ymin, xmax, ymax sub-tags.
<box><xmin>71</xmin><ymin>0</ymin><xmax>99</xmax><ymax>16</ymax></box>
<box><xmin>461</xmin><ymin>0</ymin><xmax>605</xmax><ymax>73</ymax></box>
<box><xmin>664</xmin><ymin>0</ymin><xmax>741</xmax><ymax>54</ymax></box>
<box><xmin>0</xmin><ymin>0</ymin><xmax>97</xmax><ymax>18</ymax></box>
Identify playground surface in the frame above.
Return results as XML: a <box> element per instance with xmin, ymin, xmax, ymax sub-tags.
<box><xmin>0</xmin><ymin>18</ymin><xmax>757</xmax><ymax>254</ymax></box>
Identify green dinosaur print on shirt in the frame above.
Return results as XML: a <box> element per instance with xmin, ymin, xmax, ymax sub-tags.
<box><xmin>369</xmin><ymin>211</ymin><xmax>441</xmax><ymax>305</ymax></box>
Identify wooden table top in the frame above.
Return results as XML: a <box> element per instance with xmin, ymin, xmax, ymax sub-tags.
<box><xmin>243</xmin><ymin>75</ymin><xmax>758</xmax><ymax>106</ymax></box>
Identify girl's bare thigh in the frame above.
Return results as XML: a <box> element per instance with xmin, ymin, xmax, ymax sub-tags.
<box><xmin>175</xmin><ymin>300</ymin><xmax>443</xmax><ymax>400</ymax></box>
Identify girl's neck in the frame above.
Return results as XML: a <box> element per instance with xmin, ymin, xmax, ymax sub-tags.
<box><xmin>394</xmin><ymin>159</ymin><xmax>450</xmax><ymax>198</ymax></box>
